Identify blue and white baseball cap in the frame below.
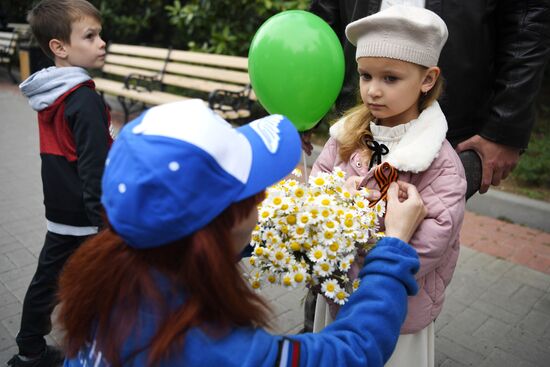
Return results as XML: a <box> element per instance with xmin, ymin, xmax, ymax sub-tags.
<box><xmin>101</xmin><ymin>99</ymin><xmax>301</xmax><ymax>248</ymax></box>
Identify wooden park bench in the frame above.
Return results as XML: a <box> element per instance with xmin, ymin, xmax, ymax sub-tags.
<box><xmin>93</xmin><ymin>43</ymin><xmax>257</xmax><ymax>123</ymax></box>
<box><xmin>0</xmin><ymin>29</ymin><xmax>19</xmax><ymax>83</ymax></box>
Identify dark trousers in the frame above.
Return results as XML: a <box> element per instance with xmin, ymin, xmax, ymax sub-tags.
<box><xmin>15</xmin><ymin>231</ymin><xmax>88</xmax><ymax>356</ymax></box>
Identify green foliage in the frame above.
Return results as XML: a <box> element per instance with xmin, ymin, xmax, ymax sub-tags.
<box><xmin>512</xmin><ymin>131</ymin><xmax>550</xmax><ymax>188</ymax></box>
<box><xmin>165</xmin><ymin>0</ymin><xmax>309</xmax><ymax>56</ymax></box>
<box><xmin>89</xmin><ymin>0</ymin><xmax>174</xmax><ymax>45</ymax></box>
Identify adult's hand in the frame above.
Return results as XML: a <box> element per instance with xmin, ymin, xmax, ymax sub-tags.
<box><xmin>300</xmin><ymin>131</ymin><xmax>314</xmax><ymax>156</ymax></box>
<box><xmin>385</xmin><ymin>181</ymin><xmax>426</xmax><ymax>243</ymax></box>
<box><xmin>456</xmin><ymin>135</ymin><xmax>520</xmax><ymax>194</ymax></box>
<box><xmin>343</xmin><ymin>175</ymin><xmax>381</xmax><ymax>201</ymax></box>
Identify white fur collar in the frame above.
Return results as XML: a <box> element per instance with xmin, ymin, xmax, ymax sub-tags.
<box><xmin>329</xmin><ymin>102</ymin><xmax>448</xmax><ymax>173</ymax></box>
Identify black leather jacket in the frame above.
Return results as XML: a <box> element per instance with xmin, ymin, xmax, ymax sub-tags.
<box><xmin>310</xmin><ymin>0</ymin><xmax>550</xmax><ymax>149</ymax></box>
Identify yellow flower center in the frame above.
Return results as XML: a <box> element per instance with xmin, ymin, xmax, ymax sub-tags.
<box><xmin>296</xmin><ymin>227</ymin><xmax>305</xmax><ymax>235</ymax></box>
<box><xmin>329</xmin><ymin>243</ymin><xmax>339</xmax><ymax>252</ymax></box>
<box><xmin>321</xmin><ymin>263</ymin><xmax>330</xmax><ymax>271</ymax></box>
<box><xmin>290</xmin><ymin>242</ymin><xmax>301</xmax><ymax>251</ymax></box>
<box><xmin>326</xmin><ymin>283</ymin><xmax>335</xmax><ymax>292</ymax></box>
<box><xmin>254</xmin><ymin>247</ymin><xmax>264</xmax><ymax>256</ymax></box>
<box><xmin>314</xmin><ymin>177</ymin><xmax>325</xmax><ymax>186</ymax></box>
<box><xmin>321</xmin><ymin>209</ymin><xmax>330</xmax><ymax>218</ymax></box>
<box><xmin>345</xmin><ymin>219</ymin><xmax>354</xmax><ymax>228</ymax></box>
<box><xmin>295</xmin><ymin>188</ymin><xmax>304</xmax><ymax>197</ymax></box>
<box><xmin>261</xmin><ymin>211</ymin><xmax>270</xmax><ymax>218</ymax></box>
<box><xmin>314</xmin><ymin>250</ymin><xmax>323</xmax><ymax>259</ymax></box>
<box><xmin>281</xmin><ymin>204</ymin><xmax>289</xmax><ymax>211</ymax></box>
<box><xmin>321</xmin><ymin>198</ymin><xmax>330</xmax><ymax>206</ymax></box>
<box><xmin>300</xmin><ymin>216</ymin><xmax>309</xmax><ymax>224</ymax></box>
<box><xmin>294</xmin><ymin>273</ymin><xmax>304</xmax><ymax>283</ymax></box>
<box><xmin>326</xmin><ymin>221</ymin><xmax>335</xmax><ymax>229</ymax></box>
<box><xmin>251</xmin><ymin>281</ymin><xmax>261</xmax><ymax>289</ymax></box>
<box><xmin>357</xmin><ymin>201</ymin><xmax>365</xmax><ymax>209</ymax></box>
<box><xmin>336</xmin><ymin>291</ymin><xmax>347</xmax><ymax>300</ymax></box>
<box><xmin>283</xmin><ymin>276</ymin><xmax>292</xmax><ymax>286</ymax></box>
<box><xmin>275</xmin><ymin>251</ymin><xmax>285</xmax><ymax>261</ymax></box>
<box><xmin>268</xmin><ymin>275</ymin><xmax>277</xmax><ymax>283</ymax></box>
<box><xmin>273</xmin><ymin>197</ymin><xmax>282</xmax><ymax>205</ymax></box>
<box><xmin>286</xmin><ymin>215</ymin><xmax>297</xmax><ymax>225</ymax></box>
<box><xmin>324</xmin><ymin>231</ymin><xmax>334</xmax><ymax>240</ymax></box>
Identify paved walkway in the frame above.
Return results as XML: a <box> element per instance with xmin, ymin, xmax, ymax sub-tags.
<box><xmin>0</xmin><ymin>78</ymin><xmax>549</xmax><ymax>366</ymax></box>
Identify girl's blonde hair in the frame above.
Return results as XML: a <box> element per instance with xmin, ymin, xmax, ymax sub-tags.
<box><xmin>338</xmin><ymin>69</ymin><xmax>444</xmax><ymax>163</ymax></box>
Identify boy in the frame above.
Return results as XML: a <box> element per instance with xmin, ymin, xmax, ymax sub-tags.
<box><xmin>8</xmin><ymin>1</ymin><xmax>112</xmax><ymax>366</ymax></box>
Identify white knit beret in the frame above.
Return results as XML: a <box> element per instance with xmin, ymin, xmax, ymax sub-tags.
<box><xmin>345</xmin><ymin>5</ymin><xmax>448</xmax><ymax>67</ymax></box>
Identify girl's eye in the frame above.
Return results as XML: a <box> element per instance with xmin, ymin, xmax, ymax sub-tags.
<box><xmin>360</xmin><ymin>73</ymin><xmax>372</xmax><ymax>81</ymax></box>
<box><xmin>384</xmin><ymin>76</ymin><xmax>398</xmax><ymax>82</ymax></box>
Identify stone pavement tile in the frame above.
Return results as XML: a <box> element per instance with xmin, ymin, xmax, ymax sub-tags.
<box><xmin>478</xmin><ymin>289</ymin><xmax>533</xmax><ymax>317</ymax></box>
<box><xmin>0</xmin><ymin>323</ymin><xmax>16</xmax><ymax>352</ymax></box>
<box><xmin>435</xmin><ymin>335</ymin><xmax>485</xmax><ymax>366</ymax></box>
<box><xmin>496</xmin><ymin>326</ymin><xmax>550</xmax><ymax>366</ymax></box>
<box><xmin>434</xmin><ymin>296</ymin><xmax>468</xmax><ymax>333</ymax></box>
<box><xmin>0</xmin><ymin>292</ymin><xmax>18</xmax><ymax>310</ymax></box>
<box><xmin>0</xmin><ymin>346</ymin><xmax>17</xmax><ymax>361</ymax></box>
<box><xmin>505</xmin><ymin>266</ymin><xmax>550</xmax><ymax>292</ymax></box>
<box><xmin>479</xmin><ymin>349</ymin><xmax>539</xmax><ymax>367</ymax></box>
<box><xmin>0</xmin><ymin>255</ymin><xmax>16</xmax><ymax>275</ymax></box>
<box><xmin>0</xmin><ymin>264</ymin><xmax>35</xmax><ymax>292</ymax></box>
<box><xmin>5</xmin><ymin>248</ymin><xmax>36</xmax><ymax>268</ymax></box>
<box><xmin>268</xmin><ymin>309</ymin><xmax>303</xmax><ymax>335</ymax></box>
<box><xmin>0</xmin><ymin>302</ymin><xmax>22</xmax><ymax>321</ymax></box>
<box><xmin>1</xmin><ymin>313</ymin><xmax>20</xmax><ymax>338</ymax></box>
<box><xmin>469</xmin><ymin>299</ymin><xmax>525</xmax><ymax>326</ymax></box>
<box><xmin>437</xmin><ymin>309</ymin><xmax>497</xmax><ymax>358</ymax></box>
<box><xmin>519</xmin><ymin>309</ymin><xmax>550</xmax><ymax>338</ymax></box>
<box><xmin>440</xmin><ymin>358</ymin><xmax>470</xmax><ymax>367</ymax></box>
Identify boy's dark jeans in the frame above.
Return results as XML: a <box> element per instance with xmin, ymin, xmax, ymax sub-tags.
<box><xmin>15</xmin><ymin>231</ymin><xmax>88</xmax><ymax>356</ymax></box>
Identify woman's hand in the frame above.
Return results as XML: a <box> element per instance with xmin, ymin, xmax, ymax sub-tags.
<box><xmin>384</xmin><ymin>181</ymin><xmax>427</xmax><ymax>243</ymax></box>
<box><xmin>344</xmin><ymin>175</ymin><xmax>381</xmax><ymax>201</ymax></box>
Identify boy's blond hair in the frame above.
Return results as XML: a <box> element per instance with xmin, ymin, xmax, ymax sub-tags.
<box><xmin>337</xmin><ymin>69</ymin><xmax>444</xmax><ymax>163</ymax></box>
<box><xmin>27</xmin><ymin>0</ymin><xmax>101</xmax><ymax>60</ymax></box>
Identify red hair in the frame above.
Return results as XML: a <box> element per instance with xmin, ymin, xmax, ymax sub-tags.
<box><xmin>57</xmin><ymin>192</ymin><xmax>269</xmax><ymax>366</ymax></box>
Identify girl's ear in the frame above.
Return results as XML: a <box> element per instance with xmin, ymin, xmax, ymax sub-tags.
<box><xmin>49</xmin><ymin>39</ymin><xmax>68</xmax><ymax>59</ymax></box>
<box><xmin>421</xmin><ymin>66</ymin><xmax>440</xmax><ymax>93</ymax></box>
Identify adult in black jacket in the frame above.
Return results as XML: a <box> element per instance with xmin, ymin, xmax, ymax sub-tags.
<box><xmin>309</xmin><ymin>0</ymin><xmax>550</xmax><ymax>195</ymax></box>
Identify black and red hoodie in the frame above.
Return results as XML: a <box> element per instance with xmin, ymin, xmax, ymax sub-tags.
<box><xmin>20</xmin><ymin>66</ymin><xmax>112</xmax><ymax>234</ymax></box>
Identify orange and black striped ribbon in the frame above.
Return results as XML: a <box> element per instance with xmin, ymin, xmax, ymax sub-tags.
<box><xmin>368</xmin><ymin>162</ymin><xmax>398</xmax><ymax>209</ymax></box>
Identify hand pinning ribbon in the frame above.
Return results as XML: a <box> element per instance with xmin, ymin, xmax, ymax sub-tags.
<box><xmin>369</xmin><ymin>162</ymin><xmax>398</xmax><ymax>210</ymax></box>
<box><xmin>365</xmin><ymin>139</ymin><xmax>389</xmax><ymax>170</ymax></box>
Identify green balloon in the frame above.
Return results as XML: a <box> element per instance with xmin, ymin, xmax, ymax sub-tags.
<box><xmin>248</xmin><ymin>10</ymin><xmax>345</xmax><ymax>132</ymax></box>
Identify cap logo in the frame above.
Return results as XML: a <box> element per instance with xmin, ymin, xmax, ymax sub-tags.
<box><xmin>249</xmin><ymin>115</ymin><xmax>284</xmax><ymax>154</ymax></box>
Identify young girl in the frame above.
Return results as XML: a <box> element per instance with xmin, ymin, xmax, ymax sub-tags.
<box><xmin>57</xmin><ymin>99</ymin><xmax>426</xmax><ymax>367</ymax></box>
<box><xmin>311</xmin><ymin>6</ymin><xmax>467</xmax><ymax>367</ymax></box>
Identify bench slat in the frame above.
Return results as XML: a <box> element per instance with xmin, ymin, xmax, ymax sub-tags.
<box><xmin>164</xmin><ymin>62</ymin><xmax>250</xmax><ymax>85</ymax></box>
<box><xmin>105</xmin><ymin>54</ymin><xmax>166</xmax><ymax>72</ymax></box>
<box><xmin>169</xmin><ymin>50</ymin><xmax>248</xmax><ymax>70</ymax></box>
<box><xmin>102</xmin><ymin>64</ymin><xmax>160</xmax><ymax>79</ymax></box>
<box><xmin>94</xmin><ymin>78</ymin><xmax>249</xmax><ymax>120</ymax></box>
<box><xmin>162</xmin><ymin>74</ymin><xmax>257</xmax><ymax>100</ymax></box>
<box><xmin>108</xmin><ymin>44</ymin><xmax>169</xmax><ymax>59</ymax></box>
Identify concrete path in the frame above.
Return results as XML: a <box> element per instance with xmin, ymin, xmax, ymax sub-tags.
<box><xmin>0</xmin><ymin>80</ymin><xmax>549</xmax><ymax>366</ymax></box>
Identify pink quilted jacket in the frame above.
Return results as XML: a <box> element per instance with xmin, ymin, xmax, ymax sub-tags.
<box><xmin>312</xmin><ymin>102</ymin><xmax>466</xmax><ymax>333</ymax></box>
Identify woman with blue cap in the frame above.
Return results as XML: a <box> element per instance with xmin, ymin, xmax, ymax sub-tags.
<box><xmin>58</xmin><ymin>99</ymin><xmax>426</xmax><ymax>367</ymax></box>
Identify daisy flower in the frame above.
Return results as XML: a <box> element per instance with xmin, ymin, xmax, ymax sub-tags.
<box><xmin>308</xmin><ymin>245</ymin><xmax>327</xmax><ymax>263</ymax></box>
<box><xmin>321</xmin><ymin>279</ymin><xmax>339</xmax><ymax>299</ymax></box>
<box><xmin>334</xmin><ymin>288</ymin><xmax>350</xmax><ymax>305</ymax></box>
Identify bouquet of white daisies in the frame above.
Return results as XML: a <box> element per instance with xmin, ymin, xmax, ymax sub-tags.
<box><xmin>246</xmin><ymin>168</ymin><xmax>385</xmax><ymax>305</ymax></box>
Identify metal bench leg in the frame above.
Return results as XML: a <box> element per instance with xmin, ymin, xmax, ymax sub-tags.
<box><xmin>7</xmin><ymin>60</ymin><xmax>17</xmax><ymax>84</ymax></box>
<box><xmin>117</xmin><ymin>96</ymin><xmax>131</xmax><ymax>123</ymax></box>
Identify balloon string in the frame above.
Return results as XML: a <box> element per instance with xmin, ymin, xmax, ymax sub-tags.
<box><xmin>302</xmin><ymin>151</ymin><xmax>309</xmax><ymax>183</ymax></box>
